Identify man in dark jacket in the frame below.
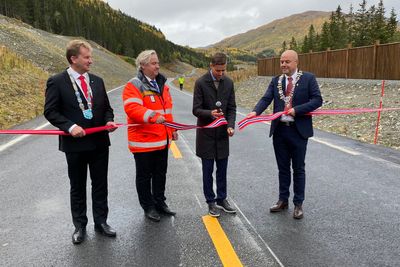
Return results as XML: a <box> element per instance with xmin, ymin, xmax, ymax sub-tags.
<box><xmin>192</xmin><ymin>53</ymin><xmax>237</xmax><ymax>217</ymax></box>
<box><xmin>247</xmin><ymin>50</ymin><xmax>323</xmax><ymax>219</ymax></box>
<box><xmin>44</xmin><ymin>40</ymin><xmax>117</xmax><ymax>244</ymax></box>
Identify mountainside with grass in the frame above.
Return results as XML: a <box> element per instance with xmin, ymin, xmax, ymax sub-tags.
<box><xmin>0</xmin><ymin>15</ymin><xmax>138</xmax><ymax>129</ymax></box>
<box><xmin>211</xmin><ymin>11</ymin><xmax>330</xmax><ymax>54</ymax></box>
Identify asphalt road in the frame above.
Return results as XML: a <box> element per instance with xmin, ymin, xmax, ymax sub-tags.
<box><xmin>1</xmin><ymin>80</ymin><xmax>399</xmax><ymax>267</ymax></box>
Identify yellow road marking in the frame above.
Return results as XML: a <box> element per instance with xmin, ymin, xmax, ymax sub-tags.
<box><xmin>202</xmin><ymin>215</ymin><xmax>243</xmax><ymax>267</ymax></box>
<box><xmin>170</xmin><ymin>141</ymin><xmax>182</xmax><ymax>158</ymax></box>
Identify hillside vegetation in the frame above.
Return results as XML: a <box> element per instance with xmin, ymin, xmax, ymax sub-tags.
<box><xmin>0</xmin><ymin>0</ymin><xmax>208</xmax><ymax>67</ymax></box>
<box><xmin>211</xmin><ymin>11</ymin><xmax>330</xmax><ymax>54</ymax></box>
<box><xmin>297</xmin><ymin>2</ymin><xmax>399</xmax><ymax>54</ymax></box>
<box><xmin>0</xmin><ymin>15</ymin><xmax>137</xmax><ymax>130</ymax></box>
<box><xmin>0</xmin><ymin>15</ymin><xmax>136</xmax><ymax>88</ymax></box>
<box><xmin>0</xmin><ymin>46</ymin><xmax>48</xmax><ymax>129</ymax></box>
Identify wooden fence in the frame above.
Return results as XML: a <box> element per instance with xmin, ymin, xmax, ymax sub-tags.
<box><xmin>258</xmin><ymin>42</ymin><xmax>400</xmax><ymax>80</ymax></box>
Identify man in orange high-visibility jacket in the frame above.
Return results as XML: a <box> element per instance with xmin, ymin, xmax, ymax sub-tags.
<box><xmin>123</xmin><ymin>50</ymin><xmax>177</xmax><ymax>222</ymax></box>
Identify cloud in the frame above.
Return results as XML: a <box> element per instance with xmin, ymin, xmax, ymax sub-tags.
<box><xmin>103</xmin><ymin>0</ymin><xmax>400</xmax><ymax>47</ymax></box>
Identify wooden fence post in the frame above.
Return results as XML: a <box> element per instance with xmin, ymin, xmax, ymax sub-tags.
<box><xmin>325</xmin><ymin>48</ymin><xmax>330</xmax><ymax>78</ymax></box>
<box><xmin>346</xmin><ymin>43</ymin><xmax>352</xmax><ymax>79</ymax></box>
<box><xmin>373</xmin><ymin>40</ymin><xmax>380</xmax><ymax>79</ymax></box>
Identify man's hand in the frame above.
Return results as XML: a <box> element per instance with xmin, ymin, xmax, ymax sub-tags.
<box><xmin>172</xmin><ymin>131</ymin><xmax>178</xmax><ymax>140</ymax></box>
<box><xmin>287</xmin><ymin>108</ymin><xmax>296</xmax><ymax>117</ymax></box>
<box><xmin>246</xmin><ymin>111</ymin><xmax>256</xmax><ymax>118</ymax></box>
<box><xmin>211</xmin><ymin>109</ymin><xmax>224</xmax><ymax>119</ymax></box>
<box><xmin>106</xmin><ymin>121</ymin><xmax>118</xmax><ymax>132</ymax></box>
<box><xmin>70</xmin><ymin>125</ymin><xmax>86</xmax><ymax>138</ymax></box>
<box><xmin>227</xmin><ymin>127</ymin><xmax>234</xmax><ymax>137</ymax></box>
<box><xmin>155</xmin><ymin>115</ymin><xmax>166</xmax><ymax>124</ymax></box>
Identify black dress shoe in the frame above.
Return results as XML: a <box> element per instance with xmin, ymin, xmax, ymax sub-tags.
<box><xmin>293</xmin><ymin>205</ymin><xmax>304</xmax><ymax>219</ymax></box>
<box><xmin>270</xmin><ymin>200</ymin><xmax>289</xmax><ymax>212</ymax></box>
<box><xmin>94</xmin><ymin>223</ymin><xmax>117</xmax><ymax>237</ymax></box>
<box><xmin>145</xmin><ymin>208</ymin><xmax>161</xmax><ymax>222</ymax></box>
<box><xmin>72</xmin><ymin>227</ymin><xmax>86</xmax><ymax>245</ymax></box>
<box><xmin>208</xmin><ymin>203</ymin><xmax>220</xmax><ymax>217</ymax></box>
<box><xmin>156</xmin><ymin>203</ymin><xmax>176</xmax><ymax>216</ymax></box>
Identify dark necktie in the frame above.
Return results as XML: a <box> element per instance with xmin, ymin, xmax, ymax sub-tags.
<box><xmin>78</xmin><ymin>75</ymin><xmax>88</xmax><ymax>98</ymax></box>
<box><xmin>150</xmin><ymin>80</ymin><xmax>159</xmax><ymax>93</ymax></box>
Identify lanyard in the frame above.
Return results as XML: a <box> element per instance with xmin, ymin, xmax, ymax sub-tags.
<box><xmin>68</xmin><ymin>73</ymin><xmax>93</xmax><ymax>119</ymax></box>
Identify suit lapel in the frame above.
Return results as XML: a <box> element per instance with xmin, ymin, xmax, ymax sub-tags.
<box><xmin>62</xmin><ymin>70</ymin><xmax>73</xmax><ymax>88</ymax></box>
<box><xmin>292</xmin><ymin>74</ymin><xmax>302</xmax><ymax>100</ymax></box>
<box><xmin>88</xmin><ymin>73</ymin><xmax>95</xmax><ymax>95</ymax></box>
<box><xmin>88</xmin><ymin>74</ymin><xmax>98</xmax><ymax>109</ymax></box>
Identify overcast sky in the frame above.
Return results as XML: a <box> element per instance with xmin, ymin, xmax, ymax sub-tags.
<box><xmin>103</xmin><ymin>0</ymin><xmax>400</xmax><ymax>48</ymax></box>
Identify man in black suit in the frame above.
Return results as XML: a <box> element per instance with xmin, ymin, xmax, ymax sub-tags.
<box><xmin>247</xmin><ymin>50</ymin><xmax>322</xmax><ymax>219</ymax></box>
<box><xmin>44</xmin><ymin>40</ymin><xmax>117</xmax><ymax>244</ymax></box>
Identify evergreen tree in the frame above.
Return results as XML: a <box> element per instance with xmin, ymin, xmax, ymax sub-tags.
<box><xmin>330</xmin><ymin>6</ymin><xmax>348</xmax><ymax>49</ymax></box>
<box><xmin>347</xmin><ymin>4</ymin><xmax>355</xmax><ymax>46</ymax></box>
<box><xmin>370</xmin><ymin>0</ymin><xmax>387</xmax><ymax>43</ymax></box>
<box><xmin>289</xmin><ymin>36</ymin><xmax>299</xmax><ymax>52</ymax></box>
<box><xmin>387</xmin><ymin>8</ymin><xmax>399</xmax><ymax>42</ymax></box>
<box><xmin>319</xmin><ymin>21</ymin><xmax>331</xmax><ymax>51</ymax></box>
<box><xmin>306</xmin><ymin>24</ymin><xmax>317</xmax><ymax>52</ymax></box>
<box><xmin>353</xmin><ymin>0</ymin><xmax>370</xmax><ymax>46</ymax></box>
<box><xmin>301</xmin><ymin>35</ymin><xmax>309</xmax><ymax>53</ymax></box>
<box><xmin>279</xmin><ymin>40</ymin><xmax>287</xmax><ymax>55</ymax></box>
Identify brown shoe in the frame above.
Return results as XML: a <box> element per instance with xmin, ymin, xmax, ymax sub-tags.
<box><xmin>270</xmin><ymin>200</ymin><xmax>288</xmax><ymax>212</ymax></box>
<box><xmin>293</xmin><ymin>205</ymin><xmax>303</xmax><ymax>219</ymax></box>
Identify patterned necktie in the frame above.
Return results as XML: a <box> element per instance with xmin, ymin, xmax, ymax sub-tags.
<box><xmin>78</xmin><ymin>75</ymin><xmax>88</xmax><ymax>98</ymax></box>
<box><xmin>150</xmin><ymin>80</ymin><xmax>159</xmax><ymax>93</ymax></box>
<box><xmin>285</xmin><ymin>76</ymin><xmax>293</xmax><ymax>110</ymax></box>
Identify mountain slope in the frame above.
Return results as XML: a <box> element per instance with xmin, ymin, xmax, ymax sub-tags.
<box><xmin>0</xmin><ymin>15</ymin><xmax>136</xmax><ymax>88</ymax></box>
<box><xmin>211</xmin><ymin>11</ymin><xmax>330</xmax><ymax>53</ymax></box>
<box><xmin>0</xmin><ymin>15</ymin><xmax>137</xmax><ymax>129</ymax></box>
<box><xmin>0</xmin><ymin>0</ymin><xmax>207</xmax><ymax>66</ymax></box>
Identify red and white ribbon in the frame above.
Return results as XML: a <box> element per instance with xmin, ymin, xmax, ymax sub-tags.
<box><xmin>163</xmin><ymin>117</ymin><xmax>227</xmax><ymax>130</ymax></box>
<box><xmin>238</xmin><ymin>107</ymin><xmax>400</xmax><ymax>130</ymax></box>
<box><xmin>0</xmin><ymin>118</ymin><xmax>228</xmax><ymax>136</ymax></box>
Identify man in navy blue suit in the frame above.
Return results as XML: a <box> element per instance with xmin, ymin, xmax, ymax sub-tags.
<box><xmin>247</xmin><ymin>50</ymin><xmax>322</xmax><ymax>219</ymax></box>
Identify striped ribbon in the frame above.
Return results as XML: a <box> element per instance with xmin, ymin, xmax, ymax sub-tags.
<box><xmin>0</xmin><ymin>124</ymin><xmax>124</xmax><ymax>136</ymax></box>
<box><xmin>238</xmin><ymin>107</ymin><xmax>400</xmax><ymax>130</ymax></box>
<box><xmin>163</xmin><ymin>117</ymin><xmax>227</xmax><ymax>130</ymax></box>
<box><xmin>0</xmin><ymin>118</ymin><xmax>228</xmax><ymax>136</ymax></box>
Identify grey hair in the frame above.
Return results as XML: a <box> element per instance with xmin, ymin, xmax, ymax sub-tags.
<box><xmin>135</xmin><ymin>50</ymin><xmax>157</xmax><ymax>71</ymax></box>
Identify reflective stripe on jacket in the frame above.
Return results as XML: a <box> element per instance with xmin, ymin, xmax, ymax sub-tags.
<box><xmin>123</xmin><ymin>71</ymin><xmax>174</xmax><ymax>153</ymax></box>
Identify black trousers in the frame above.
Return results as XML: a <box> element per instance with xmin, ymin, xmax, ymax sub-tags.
<box><xmin>65</xmin><ymin>147</ymin><xmax>109</xmax><ymax>228</ymax></box>
<box><xmin>273</xmin><ymin>123</ymin><xmax>308</xmax><ymax>205</ymax></box>
<box><xmin>133</xmin><ymin>148</ymin><xmax>168</xmax><ymax>211</ymax></box>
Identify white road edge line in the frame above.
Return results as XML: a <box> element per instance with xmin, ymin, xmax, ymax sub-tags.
<box><xmin>310</xmin><ymin>137</ymin><xmax>360</xmax><ymax>155</ymax></box>
<box><xmin>0</xmin><ymin>85</ymin><xmax>125</xmax><ymax>153</ymax></box>
<box><xmin>237</xmin><ymin>111</ymin><xmax>360</xmax><ymax>156</ymax></box>
<box><xmin>0</xmin><ymin>122</ymin><xmax>50</xmax><ymax>152</ymax></box>
<box><xmin>175</xmin><ymin>132</ymin><xmax>205</xmax><ymax>209</ymax></box>
<box><xmin>230</xmin><ymin>198</ymin><xmax>285</xmax><ymax>267</ymax></box>
<box><xmin>194</xmin><ymin>194</ymin><xmax>203</xmax><ymax>209</ymax></box>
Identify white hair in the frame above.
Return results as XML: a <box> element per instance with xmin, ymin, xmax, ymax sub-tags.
<box><xmin>135</xmin><ymin>50</ymin><xmax>157</xmax><ymax>71</ymax></box>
